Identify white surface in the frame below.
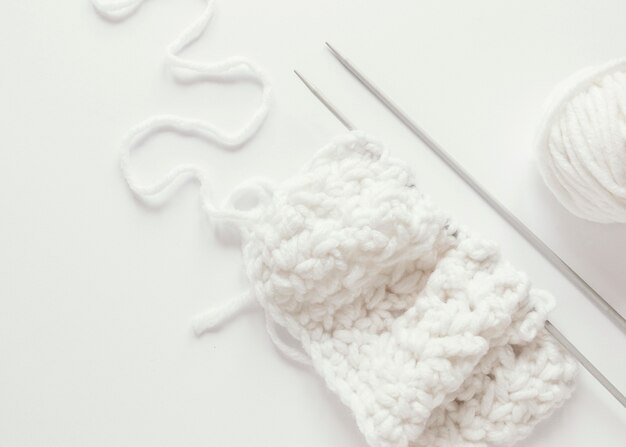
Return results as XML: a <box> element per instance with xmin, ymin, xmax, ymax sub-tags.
<box><xmin>1</xmin><ymin>1</ymin><xmax>625</xmax><ymax>446</ymax></box>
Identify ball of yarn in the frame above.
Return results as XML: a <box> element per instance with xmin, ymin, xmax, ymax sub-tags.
<box><xmin>535</xmin><ymin>58</ymin><xmax>626</xmax><ymax>223</ymax></box>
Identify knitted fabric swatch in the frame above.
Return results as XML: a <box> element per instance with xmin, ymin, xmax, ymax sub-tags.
<box><xmin>198</xmin><ymin>132</ymin><xmax>577</xmax><ymax>447</ymax></box>
<box><xmin>91</xmin><ymin>1</ymin><xmax>576</xmax><ymax>444</ymax></box>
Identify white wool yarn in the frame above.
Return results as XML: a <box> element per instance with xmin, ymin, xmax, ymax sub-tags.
<box><xmin>191</xmin><ymin>132</ymin><xmax>577</xmax><ymax>447</ymax></box>
<box><xmin>535</xmin><ymin>58</ymin><xmax>626</xmax><ymax>223</ymax></box>
<box><xmin>91</xmin><ymin>0</ymin><xmax>272</xmax><ymax>210</ymax></box>
<box><xmin>94</xmin><ymin>2</ymin><xmax>576</xmax><ymax>444</ymax></box>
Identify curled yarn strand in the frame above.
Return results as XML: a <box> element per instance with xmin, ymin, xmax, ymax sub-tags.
<box><xmin>91</xmin><ymin>0</ymin><xmax>144</xmax><ymax>19</ymax></box>
<box><xmin>93</xmin><ymin>0</ymin><xmax>272</xmax><ymax>219</ymax></box>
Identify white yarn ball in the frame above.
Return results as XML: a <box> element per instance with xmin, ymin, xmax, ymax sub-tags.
<box><xmin>535</xmin><ymin>58</ymin><xmax>626</xmax><ymax>223</ymax></box>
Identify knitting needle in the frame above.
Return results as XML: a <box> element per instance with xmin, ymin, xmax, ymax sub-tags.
<box><xmin>323</xmin><ymin>43</ymin><xmax>626</xmax><ymax>337</ymax></box>
<box><xmin>293</xmin><ymin>70</ymin><xmax>626</xmax><ymax>408</ymax></box>
<box><xmin>295</xmin><ymin>70</ymin><xmax>356</xmax><ymax>130</ymax></box>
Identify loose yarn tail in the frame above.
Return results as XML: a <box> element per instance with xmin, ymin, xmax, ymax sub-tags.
<box><xmin>192</xmin><ymin>291</ymin><xmax>311</xmax><ymax>366</ymax></box>
<box><xmin>192</xmin><ymin>291</ymin><xmax>256</xmax><ymax>334</ymax></box>
<box><xmin>92</xmin><ymin>0</ymin><xmax>310</xmax><ymax>365</ymax></box>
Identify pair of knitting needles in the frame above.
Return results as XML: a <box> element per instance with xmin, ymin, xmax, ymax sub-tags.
<box><xmin>294</xmin><ymin>43</ymin><xmax>626</xmax><ymax>407</ymax></box>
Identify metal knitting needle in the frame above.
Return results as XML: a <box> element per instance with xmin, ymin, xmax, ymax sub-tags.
<box><xmin>294</xmin><ymin>70</ymin><xmax>626</xmax><ymax>407</ymax></box>
<box><xmin>324</xmin><ymin>42</ymin><xmax>626</xmax><ymax>336</ymax></box>
<box><xmin>295</xmin><ymin>70</ymin><xmax>356</xmax><ymax>130</ymax></box>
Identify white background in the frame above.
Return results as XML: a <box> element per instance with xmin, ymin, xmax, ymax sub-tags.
<box><xmin>1</xmin><ymin>1</ymin><xmax>625</xmax><ymax>446</ymax></box>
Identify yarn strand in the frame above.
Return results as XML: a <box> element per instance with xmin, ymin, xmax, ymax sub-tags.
<box><xmin>93</xmin><ymin>0</ymin><xmax>272</xmax><ymax>220</ymax></box>
<box><xmin>192</xmin><ymin>291</ymin><xmax>256</xmax><ymax>334</ymax></box>
<box><xmin>91</xmin><ymin>0</ymin><xmax>144</xmax><ymax>19</ymax></box>
<box><xmin>93</xmin><ymin>0</ymin><xmax>287</xmax><ymax>354</ymax></box>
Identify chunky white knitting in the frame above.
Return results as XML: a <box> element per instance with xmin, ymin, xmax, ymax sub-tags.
<box><xmin>191</xmin><ymin>132</ymin><xmax>577</xmax><ymax>447</ymax></box>
<box><xmin>93</xmin><ymin>1</ymin><xmax>577</xmax><ymax>444</ymax></box>
<box><xmin>535</xmin><ymin>58</ymin><xmax>626</xmax><ymax>223</ymax></box>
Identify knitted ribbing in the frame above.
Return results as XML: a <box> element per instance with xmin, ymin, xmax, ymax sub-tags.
<box><xmin>233</xmin><ymin>132</ymin><xmax>577</xmax><ymax>447</ymax></box>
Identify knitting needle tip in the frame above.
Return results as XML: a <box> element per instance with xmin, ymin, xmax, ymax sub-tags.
<box><xmin>325</xmin><ymin>41</ymin><xmax>339</xmax><ymax>53</ymax></box>
<box><xmin>293</xmin><ymin>69</ymin><xmax>304</xmax><ymax>81</ymax></box>
<box><xmin>294</xmin><ymin>69</ymin><xmax>356</xmax><ymax>131</ymax></box>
